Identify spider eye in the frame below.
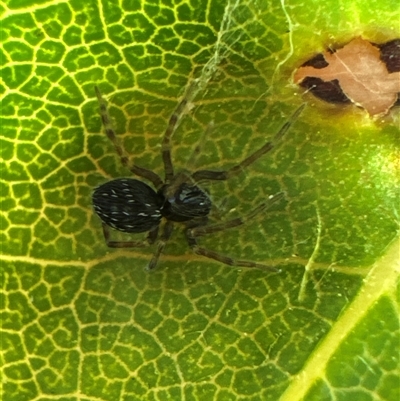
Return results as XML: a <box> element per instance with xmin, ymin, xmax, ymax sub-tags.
<box><xmin>177</xmin><ymin>186</ymin><xmax>200</xmax><ymax>203</ymax></box>
<box><xmin>161</xmin><ymin>183</ymin><xmax>211</xmax><ymax>221</ymax></box>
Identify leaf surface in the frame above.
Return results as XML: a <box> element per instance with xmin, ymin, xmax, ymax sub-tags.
<box><xmin>1</xmin><ymin>1</ymin><xmax>399</xmax><ymax>400</ymax></box>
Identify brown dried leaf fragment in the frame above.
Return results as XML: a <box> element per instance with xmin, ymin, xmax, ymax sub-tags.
<box><xmin>294</xmin><ymin>37</ymin><xmax>400</xmax><ymax>115</ymax></box>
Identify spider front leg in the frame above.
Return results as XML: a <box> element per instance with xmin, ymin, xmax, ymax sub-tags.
<box><xmin>189</xmin><ymin>192</ymin><xmax>284</xmax><ymax>237</ymax></box>
<box><xmin>161</xmin><ymin>80</ymin><xmax>198</xmax><ymax>184</ymax></box>
<box><xmin>95</xmin><ymin>86</ymin><xmax>163</xmax><ymax>189</ymax></box>
<box><xmin>185</xmin><ymin>192</ymin><xmax>285</xmax><ymax>272</ymax></box>
<box><xmin>191</xmin><ymin>104</ymin><xmax>305</xmax><ymax>182</ymax></box>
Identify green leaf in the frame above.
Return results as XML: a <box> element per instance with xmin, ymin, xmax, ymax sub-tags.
<box><xmin>1</xmin><ymin>1</ymin><xmax>399</xmax><ymax>401</ymax></box>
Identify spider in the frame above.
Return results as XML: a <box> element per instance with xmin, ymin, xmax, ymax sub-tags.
<box><xmin>92</xmin><ymin>82</ymin><xmax>305</xmax><ymax>272</ymax></box>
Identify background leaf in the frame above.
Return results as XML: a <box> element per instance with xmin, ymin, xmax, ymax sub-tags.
<box><xmin>1</xmin><ymin>0</ymin><xmax>399</xmax><ymax>400</ymax></box>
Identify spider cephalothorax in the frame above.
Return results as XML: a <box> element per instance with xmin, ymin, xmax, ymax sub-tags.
<box><xmin>159</xmin><ymin>172</ymin><xmax>212</xmax><ymax>222</ymax></box>
<box><xmin>92</xmin><ymin>84</ymin><xmax>304</xmax><ymax>271</ymax></box>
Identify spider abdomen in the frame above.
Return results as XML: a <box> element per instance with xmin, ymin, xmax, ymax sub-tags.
<box><xmin>92</xmin><ymin>178</ymin><xmax>163</xmax><ymax>233</ymax></box>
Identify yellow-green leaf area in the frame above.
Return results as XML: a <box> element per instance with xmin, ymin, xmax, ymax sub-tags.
<box><xmin>3</xmin><ymin>381</ymin><xmax>37</xmax><ymax>401</ymax></box>
<box><xmin>305</xmin><ymin>295</ymin><xmax>400</xmax><ymax>401</ymax></box>
<box><xmin>4</xmin><ymin>291</ymin><xmax>37</xmax><ymax>330</ymax></box>
<box><xmin>3</xmin><ymin>40</ymin><xmax>33</xmax><ymax>62</ymax></box>
<box><xmin>36</xmin><ymin>351</ymin><xmax>79</xmax><ymax>393</ymax></box>
<box><xmin>1</xmin><ymin>138</ymin><xmax>14</xmax><ymax>160</ymax></box>
<box><xmin>36</xmin><ymin>40</ymin><xmax>66</xmax><ymax>64</ymax></box>
<box><xmin>63</xmin><ymin>47</ymin><xmax>97</xmax><ymax>72</ymax></box>
<box><xmin>2</xmin><ymin>332</ymin><xmax>26</xmax><ymax>363</ymax></box>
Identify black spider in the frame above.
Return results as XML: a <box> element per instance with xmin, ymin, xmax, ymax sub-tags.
<box><xmin>92</xmin><ymin>83</ymin><xmax>304</xmax><ymax>271</ymax></box>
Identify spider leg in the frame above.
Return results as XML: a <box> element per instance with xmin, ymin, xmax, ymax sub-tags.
<box><xmin>184</xmin><ymin>120</ymin><xmax>215</xmax><ymax>171</ymax></box>
<box><xmin>188</xmin><ymin>192</ymin><xmax>284</xmax><ymax>237</ymax></box>
<box><xmin>162</xmin><ymin>81</ymin><xmax>198</xmax><ymax>184</ymax></box>
<box><xmin>147</xmin><ymin>221</ymin><xmax>174</xmax><ymax>271</ymax></box>
<box><xmin>185</xmin><ymin>193</ymin><xmax>285</xmax><ymax>273</ymax></box>
<box><xmin>102</xmin><ymin>223</ymin><xmax>159</xmax><ymax>248</ymax></box>
<box><xmin>95</xmin><ymin>86</ymin><xmax>163</xmax><ymax>189</ymax></box>
<box><xmin>187</xmin><ymin>238</ymin><xmax>280</xmax><ymax>273</ymax></box>
<box><xmin>191</xmin><ymin>104</ymin><xmax>305</xmax><ymax>182</ymax></box>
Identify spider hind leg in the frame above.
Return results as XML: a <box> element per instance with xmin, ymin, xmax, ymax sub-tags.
<box><xmin>146</xmin><ymin>221</ymin><xmax>174</xmax><ymax>271</ymax></box>
<box><xmin>185</xmin><ymin>192</ymin><xmax>285</xmax><ymax>272</ymax></box>
<box><xmin>101</xmin><ymin>223</ymin><xmax>157</xmax><ymax>248</ymax></box>
<box><xmin>188</xmin><ymin>239</ymin><xmax>280</xmax><ymax>273</ymax></box>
